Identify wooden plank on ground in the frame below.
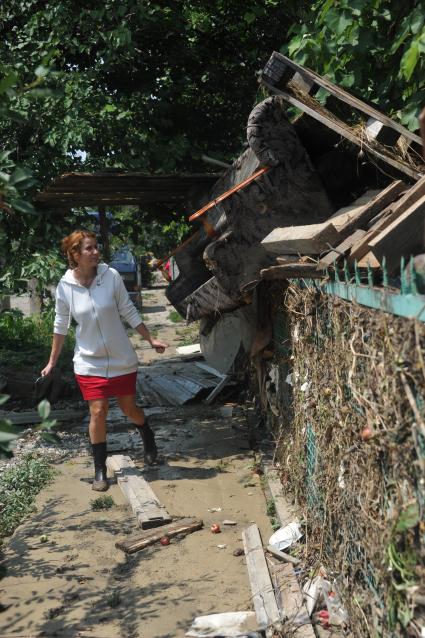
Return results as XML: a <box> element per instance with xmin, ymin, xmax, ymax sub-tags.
<box><xmin>242</xmin><ymin>524</ymin><xmax>282</xmax><ymax>633</ymax></box>
<box><xmin>116</xmin><ymin>517</ymin><xmax>203</xmax><ymax>554</ymax></box>
<box><xmin>266</xmin><ymin>545</ymin><xmax>301</xmax><ymax>566</ymax></box>
<box><xmin>106</xmin><ymin>454</ymin><xmax>172</xmax><ymax>529</ymax></box>
<box><xmin>262</xmin><ymin>222</ymin><xmax>340</xmax><ymax>255</ymax></box>
<box><xmin>0</xmin><ymin>408</ymin><xmax>86</xmax><ymax>425</ymax></box>
<box><xmin>317</xmin><ymin>229</ymin><xmax>367</xmax><ymax>270</ymax></box>
<box><xmin>349</xmin><ymin>176</ymin><xmax>425</xmax><ymax>263</ymax></box>
<box><xmin>268</xmin><ymin>559</ymin><xmax>316</xmax><ymax>638</ymax></box>
<box><xmin>361</xmin><ymin>193</ymin><xmax>425</xmax><ymax>274</ymax></box>
<box><xmin>261</xmin><ymin>263</ymin><xmax>325</xmax><ymax>280</ymax></box>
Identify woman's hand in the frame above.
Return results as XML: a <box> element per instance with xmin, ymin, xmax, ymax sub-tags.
<box><xmin>40</xmin><ymin>362</ymin><xmax>55</xmax><ymax>377</ymax></box>
<box><xmin>150</xmin><ymin>338</ymin><xmax>168</xmax><ymax>354</ymax></box>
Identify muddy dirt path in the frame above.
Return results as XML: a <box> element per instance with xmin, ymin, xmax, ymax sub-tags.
<box><xmin>1</xmin><ymin>283</ymin><xmax>272</xmax><ymax>638</ymax></box>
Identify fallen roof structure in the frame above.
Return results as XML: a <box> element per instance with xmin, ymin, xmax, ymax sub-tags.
<box><xmin>34</xmin><ymin>171</ymin><xmax>219</xmax><ymax>208</ymax></box>
<box><xmin>164</xmin><ymin>52</ymin><xmax>424</xmax><ymax>331</ymax></box>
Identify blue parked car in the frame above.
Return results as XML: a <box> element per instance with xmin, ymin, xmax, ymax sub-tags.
<box><xmin>109</xmin><ymin>247</ymin><xmax>142</xmax><ymax>309</ymax></box>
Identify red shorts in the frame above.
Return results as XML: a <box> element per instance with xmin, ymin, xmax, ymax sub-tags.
<box><xmin>75</xmin><ymin>372</ymin><xmax>137</xmax><ymax>401</ymax></box>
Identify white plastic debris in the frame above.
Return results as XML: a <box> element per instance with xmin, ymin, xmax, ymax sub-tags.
<box><xmin>303</xmin><ymin>575</ymin><xmax>323</xmax><ymax>616</ymax></box>
<box><xmin>269</xmin><ymin>521</ymin><xmax>303</xmax><ymax>551</ymax></box>
<box><xmin>285</xmin><ymin>373</ymin><xmax>293</xmax><ymax>386</ymax></box>
<box><xmin>300</xmin><ymin>381</ymin><xmax>310</xmax><ymax>392</ymax></box>
<box><xmin>322</xmin><ymin>580</ymin><xmax>348</xmax><ymax>626</ymax></box>
<box><xmin>208</xmin><ymin>507</ymin><xmax>222</xmax><ymax>512</ymax></box>
<box><xmin>217</xmin><ymin>544</ymin><xmax>227</xmax><ymax>549</ymax></box>
<box><xmin>186</xmin><ymin>611</ymin><xmax>258</xmax><ymax>637</ymax></box>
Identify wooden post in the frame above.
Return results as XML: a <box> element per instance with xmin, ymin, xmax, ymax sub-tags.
<box><xmin>98</xmin><ymin>205</ymin><xmax>110</xmax><ymax>262</ymax></box>
<box><xmin>420</xmin><ymin>107</ymin><xmax>425</xmax><ymax>162</ymax></box>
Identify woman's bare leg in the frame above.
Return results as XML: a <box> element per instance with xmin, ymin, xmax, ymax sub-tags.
<box><xmin>116</xmin><ymin>394</ymin><xmax>145</xmax><ymax>426</ymax></box>
<box><xmin>88</xmin><ymin>398</ymin><xmax>109</xmax><ymax>443</ymax></box>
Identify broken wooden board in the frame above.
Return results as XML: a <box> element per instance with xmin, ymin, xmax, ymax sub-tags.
<box><xmin>349</xmin><ymin>176</ymin><xmax>425</xmax><ymax>263</ymax></box>
<box><xmin>262</xmin><ymin>222</ymin><xmax>340</xmax><ymax>255</ymax></box>
<box><xmin>0</xmin><ymin>408</ymin><xmax>86</xmax><ymax>425</ymax></box>
<box><xmin>106</xmin><ymin>454</ymin><xmax>172</xmax><ymax>529</ymax></box>
<box><xmin>267</xmin><ymin>559</ymin><xmax>316</xmax><ymax>638</ymax></box>
<box><xmin>242</xmin><ymin>524</ymin><xmax>282</xmax><ymax>633</ymax></box>
<box><xmin>318</xmin><ymin>229</ymin><xmax>367</xmax><ymax>270</ymax></box>
<box><xmin>329</xmin><ymin>181</ymin><xmax>406</xmax><ymax>235</ymax></box>
<box><xmin>116</xmin><ymin>517</ymin><xmax>203</xmax><ymax>554</ymax></box>
<box><xmin>261</xmin><ymin>263</ymin><xmax>325</xmax><ymax>280</ymax></box>
<box><xmin>266</xmin><ymin>544</ymin><xmax>301</xmax><ymax>566</ymax></box>
<box><xmin>358</xmin><ymin>193</ymin><xmax>425</xmax><ymax>274</ymax></box>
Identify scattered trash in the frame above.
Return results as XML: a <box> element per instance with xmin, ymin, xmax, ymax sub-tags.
<box><xmin>285</xmin><ymin>373</ymin><xmax>293</xmax><ymax>386</ymax></box>
<box><xmin>322</xmin><ymin>580</ymin><xmax>348</xmax><ymax>626</ymax></box>
<box><xmin>300</xmin><ymin>381</ymin><xmax>310</xmax><ymax>392</ymax></box>
<box><xmin>338</xmin><ymin>462</ymin><xmax>346</xmax><ymax>489</ymax></box>
<box><xmin>269</xmin><ymin>521</ymin><xmax>303</xmax><ymax>551</ymax></box>
<box><xmin>217</xmin><ymin>544</ymin><xmax>227</xmax><ymax>549</ymax></box>
<box><xmin>220</xmin><ymin>405</ymin><xmax>233</xmax><ymax>418</ymax></box>
<box><xmin>222</xmin><ymin>520</ymin><xmax>237</xmax><ymax>526</ymax></box>
<box><xmin>40</xmin><ymin>534</ymin><xmax>48</xmax><ymax>544</ymax></box>
<box><xmin>211</xmin><ymin>523</ymin><xmax>221</xmax><ymax>534</ymax></box>
<box><xmin>160</xmin><ymin>537</ymin><xmax>170</xmax><ymax>546</ymax></box>
<box><xmin>303</xmin><ymin>574</ymin><xmax>324</xmax><ymax>616</ymax></box>
<box><xmin>186</xmin><ymin>611</ymin><xmax>258</xmax><ymax>637</ymax></box>
<box><xmin>208</xmin><ymin>507</ymin><xmax>222</xmax><ymax>512</ymax></box>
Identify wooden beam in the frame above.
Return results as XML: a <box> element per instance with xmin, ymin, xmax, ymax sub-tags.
<box><xmin>242</xmin><ymin>524</ymin><xmax>282</xmax><ymax>633</ymax></box>
<box><xmin>261</xmin><ymin>52</ymin><xmax>422</xmax><ymax>146</ymax></box>
<box><xmin>360</xmin><ymin>193</ymin><xmax>425</xmax><ymax>274</ymax></box>
<box><xmin>349</xmin><ymin>175</ymin><xmax>425</xmax><ymax>263</ymax></box>
<box><xmin>266</xmin><ymin>545</ymin><xmax>301</xmax><ymax>566</ymax></box>
<box><xmin>318</xmin><ymin>229</ymin><xmax>367</xmax><ymax>270</ymax></box>
<box><xmin>0</xmin><ymin>408</ymin><xmax>86</xmax><ymax>425</ymax></box>
<box><xmin>115</xmin><ymin>517</ymin><xmax>203</xmax><ymax>554</ymax></box>
<box><xmin>261</xmin><ymin>78</ymin><xmax>423</xmax><ymax>180</ymax></box>
<box><xmin>330</xmin><ymin>180</ymin><xmax>406</xmax><ymax>235</ymax></box>
<box><xmin>262</xmin><ymin>222</ymin><xmax>340</xmax><ymax>255</ymax></box>
<box><xmin>261</xmin><ymin>263</ymin><xmax>325</xmax><ymax>279</ymax></box>
<box><xmin>106</xmin><ymin>454</ymin><xmax>172</xmax><ymax>529</ymax></box>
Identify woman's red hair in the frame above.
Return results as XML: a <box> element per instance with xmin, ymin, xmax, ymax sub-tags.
<box><xmin>61</xmin><ymin>230</ymin><xmax>97</xmax><ymax>269</ymax></box>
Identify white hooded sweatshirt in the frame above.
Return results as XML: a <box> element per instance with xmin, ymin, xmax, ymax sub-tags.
<box><xmin>54</xmin><ymin>263</ymin><xmax>142</xmax><ymax>378</ymax></box>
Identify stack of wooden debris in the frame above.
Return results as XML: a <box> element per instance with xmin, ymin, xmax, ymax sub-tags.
<box><xmin>106</xmin><ymin>454</ymin><xmax>203</xmax><ymax>550</ymax></box>
<box><xmin>260</xmin><ymin>176</ymin><xmax>425</xmax><ymax>282</ymax></box>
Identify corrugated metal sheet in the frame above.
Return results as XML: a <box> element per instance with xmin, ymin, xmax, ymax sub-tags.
<box><xmin>137</xmin><ymin>360</ymin><xmax>225</xmax><ymax>406</ymax></box>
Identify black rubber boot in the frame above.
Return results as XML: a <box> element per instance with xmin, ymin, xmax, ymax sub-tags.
<box><xmin>136</xmin><ymin>420</ymin><xmax>158</xmax><ymax>465</ymax></box>
<box><xmin>91</xmin><ymin>441</ymin><xmax>108</xmax><ymax>491</ymax></box>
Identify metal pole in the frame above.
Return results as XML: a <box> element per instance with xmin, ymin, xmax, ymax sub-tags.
<box><xmin>98</xmin><ymin>206</ymin><xmax>110</xmax><ymax>262</ymax></box>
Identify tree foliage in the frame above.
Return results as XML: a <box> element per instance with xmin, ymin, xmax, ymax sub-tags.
<box><xmin>285</xmin><ymin>0</ymin><xmax>424</xmax><ymax>131</ymax></box>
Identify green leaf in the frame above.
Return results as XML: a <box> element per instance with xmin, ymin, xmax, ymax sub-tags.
<box><xmin>38</xmin><ymin>399</ymin><xmax>51</xmax><ymax>420</ymax></box>
<box><xmin>395</xmin><ymin>502</ymin><xmax>420</xmax><ymax>532</ymax></box>
<box><xmin>243</xmin><ymin>12</ymin><xmax>256</xmax><ymax>25</ymax></box>
<box><xmin>102</xmin><ymin>104</ymin><xmax>117</xmax><ymax>113</ymax></box>
<box><xmin>9</xmin><ymin>199</ymin><xmax>36</xmax><ymax>214</ymax></box>
<box><xmin>0</xmin><ymin>71</ymin><xmax>18</xmax><ymax>94</ymax></box>
<box><xmin>400</xmin><ymin>40</ymin><xmax>420</xmax><ymax>81</ymax></box>
<box><xmin>9</xmin><ymin>168</ymin><xmax>36</xmax><ymax>190</ymax></box>
<box><xmin>35</xmin><ymin>65</ymin><xmax>49</xmax><ymax>78</ymax></box>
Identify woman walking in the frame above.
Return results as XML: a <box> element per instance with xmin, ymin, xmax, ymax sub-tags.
<box><xmin>41</xmin><ymin>230</ymin><xmax>167</xmax><ymax>491</ymax></box>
